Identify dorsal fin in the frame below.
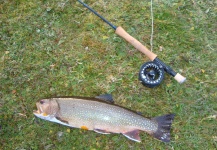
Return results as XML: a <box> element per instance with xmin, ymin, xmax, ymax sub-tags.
<box><xmin>95</xmin><ymin>94</ymin><xmax>114</xmax><ymax>103</ymax></box>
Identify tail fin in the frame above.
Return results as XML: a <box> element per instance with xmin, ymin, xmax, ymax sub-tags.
<box><xmin>152</xmin><ymin>114</ymin><xmax>175</xmax><ymax>142</ymax></box>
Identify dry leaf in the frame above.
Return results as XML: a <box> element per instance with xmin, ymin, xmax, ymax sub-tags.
<box><xmin>213</xmin><ymin>136</ymin><xmax>217</xmax><ymax>142</ymax></box>
<box><xmin>103</xmin><ymin>36</ymin><xmax>108</xmax><ymax>40</ymax></box>
<box><xmin>12</xmin><ymin>90</ymin><xmax>16</xmax><ymax>94</ymax></box>
<box><xmin>66</xmin><ymin>129</ymin><xmax>71</xmax><ymax>133</ymax></box>
<box><xmin>206</xmin><ymin>115</ymin><xmax>217</xmax><ymax>119</ymax></box>
<box><xmin>159</xmin><ymin>46</ymin><xmax>163</xmax><ymax>51</ymax></box>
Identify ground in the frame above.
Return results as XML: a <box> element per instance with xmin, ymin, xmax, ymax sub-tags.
<box><xmin>0</xmin><ymin>0</ymin><xmax>216</xmax><ymax>149</ymax></box>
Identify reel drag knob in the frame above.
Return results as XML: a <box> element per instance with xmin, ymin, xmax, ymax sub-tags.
<box><xmin>139</xmin><ymin>61</ymin><xmax>164</xmax><ymax>88</ymax></box>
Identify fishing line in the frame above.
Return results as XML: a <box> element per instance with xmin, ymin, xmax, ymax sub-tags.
<box><xmin>150</xmin><ymin>0</ymin><xmax>154</xmax><ymax>52</ymax></box>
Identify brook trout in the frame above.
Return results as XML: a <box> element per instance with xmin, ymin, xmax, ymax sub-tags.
<box><xmin>33</xmin><ymin>94</ymin><xmax>175</xmax><ymax>142</ymax></box>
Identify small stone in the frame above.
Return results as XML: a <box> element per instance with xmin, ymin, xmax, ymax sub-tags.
<box><xmin>85</xmin><ymin>47</ymin><xmax>89</xmax><ymax>50</ymax></box>
<box><xmin>36</xmin><ymin>29</ymin><xmax>41</xmax><ymax>33</ymax></box>
<box><xmin>46</xmin><ymin>7</ymin><xmax>52</xmax><ymax>12</ymax></box>
<box><xmin>57</xmin><ymin>131</ymin><xmax>64</xmax><ymax>142</ymax></box>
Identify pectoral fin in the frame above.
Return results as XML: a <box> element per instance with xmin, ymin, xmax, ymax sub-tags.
<box><xmin>123</xmin><ymin>130</ymin><xmax>141</xmax><ymax>142</ymax></box>
<box><xmin>95</xmin><ymin>94</ymin><xmax>114</xmax><ymax>103</ymax></box>
<box><xmin>136</xmin><ymin>111</ymin><xmax>142</xmax><ymax>115</ymax></box>
<box><xmin>56</xmin><ymin>116</ymin><xmax>69</xmax><ymax>124</ymax></box>
<box><xmin>94</xmin><ymin>129</ymin><xmax>111</xmax><ymax>134</ymax></box>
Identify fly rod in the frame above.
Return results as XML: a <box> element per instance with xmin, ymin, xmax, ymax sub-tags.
<box><xmin>78</xmin><ymin>0</ymin><xmax>186</xmax><ymax>88</ymax></box>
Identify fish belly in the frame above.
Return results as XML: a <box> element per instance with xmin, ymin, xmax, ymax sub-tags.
<box><xmin>56</xmin><ymin>98</ymin><xmax>158</xmax><ymax>133</ymax></box>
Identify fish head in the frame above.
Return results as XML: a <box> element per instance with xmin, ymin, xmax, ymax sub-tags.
<box><xmin>33</xmin><ymin>99</ymin><xmax>59</xmax><ymax>120</ymax></box>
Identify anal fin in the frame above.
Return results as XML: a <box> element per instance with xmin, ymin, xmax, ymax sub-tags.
<box><xmin>123</xmin><ymin>130</ymin><xmax>141</xmax><ymax>142</ymax></box>
<box><xmin>94</xmin><ymin>129</ymin><xmax>111</xmax><ymax>134</ymax></box>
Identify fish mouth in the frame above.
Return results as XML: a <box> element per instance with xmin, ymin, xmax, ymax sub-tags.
<box><xmin>33</xmin><ymin>102</ymin><xmax>42</xmax><ymax>115</ymax></box>
<box><xmin>33</xmin><ymin>109</ymin><xmax>40</xmax><ymax>114</ymax></box>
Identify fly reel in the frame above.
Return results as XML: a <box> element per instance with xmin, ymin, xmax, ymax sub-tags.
<box><xmin>139</xmin><ymin>61</ymin><xmax>165</xmax><ymax>88</ymax></box>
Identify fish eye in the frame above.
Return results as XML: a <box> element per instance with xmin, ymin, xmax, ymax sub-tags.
<box><xmin>40</xmin><ymin>100</ymin><xmax>45</xmax><ymax>104</ymax></box>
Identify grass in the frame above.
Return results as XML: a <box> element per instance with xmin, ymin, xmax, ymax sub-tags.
<box><xmin>0</xmin><ymin>0</ymin><xmax>216</xmax><ymax>149</ymax></box>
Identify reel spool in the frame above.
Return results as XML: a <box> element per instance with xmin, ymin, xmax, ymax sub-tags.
<box><xmin>139</xmin><ymin>61</ymin><xmax>164</xmax><ymax>88</ymax></box>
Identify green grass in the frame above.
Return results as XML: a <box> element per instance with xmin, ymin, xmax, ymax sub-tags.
<box><xmin>0</xmin><ymin>0</ymin><xmax>216</xmax><ymax>149</ymax></box>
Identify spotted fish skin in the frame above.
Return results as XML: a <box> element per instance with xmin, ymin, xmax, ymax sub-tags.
<box><xmin>57</xmin><ymin>98</ymin><xmax>158</xmax><ymax>132</ymax></box>
<box><xmin>33</xmin><ymin>95</ymin><xmax>175</xmax><ymax>142</ymax></box>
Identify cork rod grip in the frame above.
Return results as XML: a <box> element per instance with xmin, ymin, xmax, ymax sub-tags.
<box><xmin>115</xmin><ymin>26</ymin><xmax>157</xmax><ymax>61</ymax></box>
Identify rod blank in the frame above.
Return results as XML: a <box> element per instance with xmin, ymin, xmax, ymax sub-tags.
<box><xmin>77</xmin><ymin>0</ymin><xmax>117</xmax><ymax>30</ymax></box>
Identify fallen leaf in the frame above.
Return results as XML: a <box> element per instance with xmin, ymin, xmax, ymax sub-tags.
<box><xmin>201</xmin><ymin>114</ymin><xmax>217</xmax><ymax>122</ymax></box>
<box><xmin>201</xmin><ymin>69</ymin><xmax>205</xmax><ymax>73</ymax></box>
<box><xmin>194</xmin><ymin>77</ymin><xmax>199</xmax><ymax>81</ymax></box>
<box><xmin>159</xmin><ymin>46</ymin><xmax>163</xmax><ymax>51</ymax></box>
<box><xmin>50</xmin><ymin>64</ymin><xmax>56</xmax><ymax>69</ymax></box>
<box><xmin>206</xmin><ymin>115</ymin><xmax>217</xmax><ymax>119</ymax></box>
<box><xmin>45</xmin><ymin>144</ymin><xmax>54</xmax><ymax>150</ymax></box>
<box><xmin>107</xmin><ymin>75</ymin><xmax>117</xmax><ymax>82</ymax></box>
<box><xmin>167</xmin><ymin>83</ymin><xmax>172</xmax><ymax>87</ymax></box>
<box><xmin>175</xmin><ymin>135</ymin><xmax>179</xmax><ymax>140</ymax></box>
<box><xmin>190</xmin><ymin>27</ymin><xmax>194</xmax><ymax>30</ymax></box>
<box><xmin>205</xmin><ymin>8</ymin><xmax>210</xmax><ymax>13</ymax></box>
<box><xmin>17</xmin><ymin>113</ymin><xmax>27</xmax><ymax>118</ymax></box>
<box><xmin>103</xmin><ymin>36</ymin><xmax>109</xmax><ymax>40</ymax></box>
<box><xmin>213</xmin><ymin>136</ymin><xmax>217</xmax><ymax>141</ymax></box>
<box><xmin>66</xmin><ymin>129</ymin><xmax>70</xmax><ymax>133</ymax></box>
<box><xmin>12</xmin><ymin>90</ymin><xmax>16</xmax><ymax>94</ymax></box>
